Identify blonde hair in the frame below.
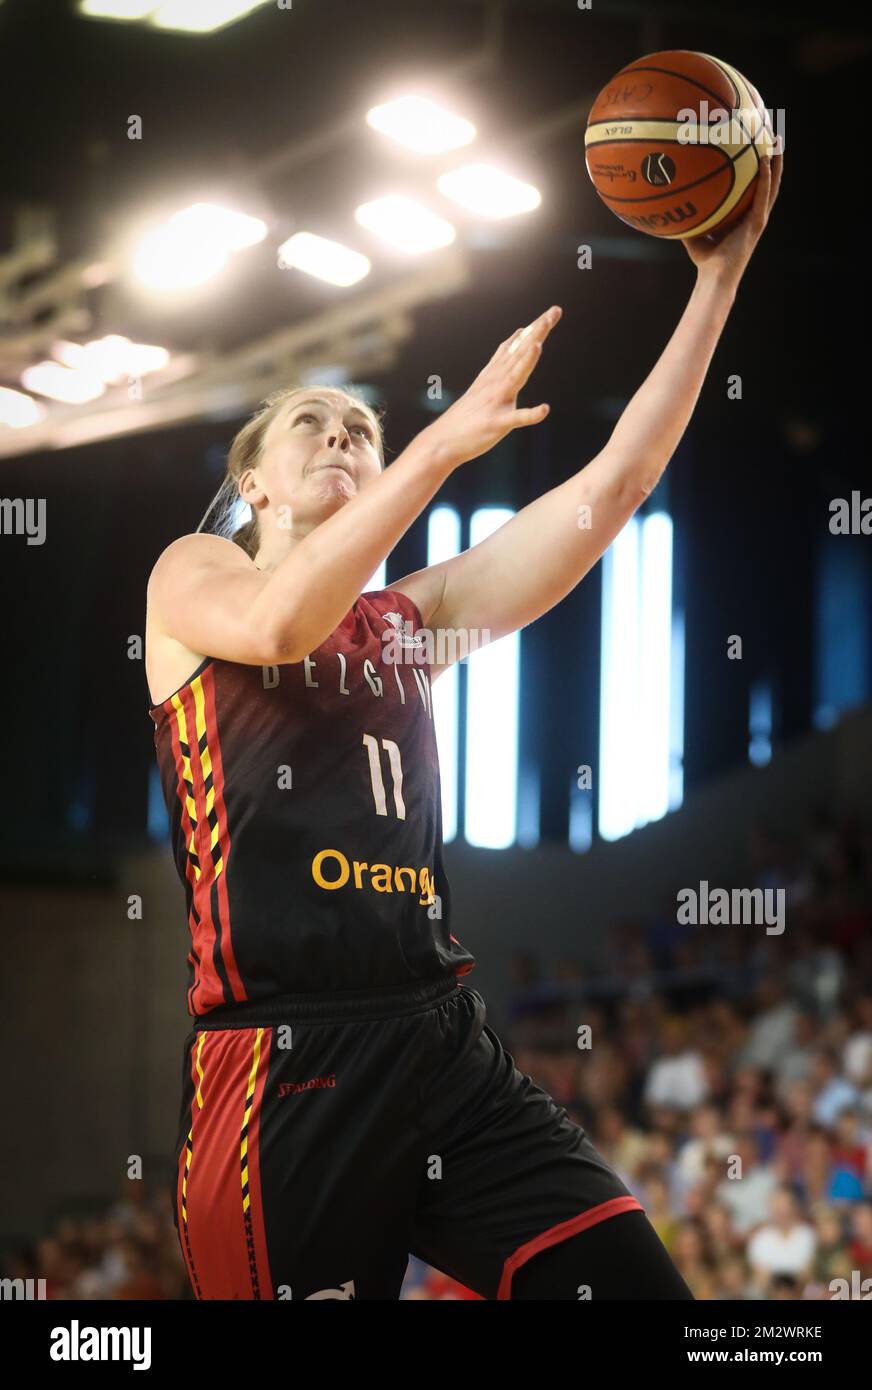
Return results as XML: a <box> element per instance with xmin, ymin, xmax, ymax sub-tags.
<box><xmin>197</xmin><ymin>385</ymin><xmax>385</xmax><ymax>560</ymax></box>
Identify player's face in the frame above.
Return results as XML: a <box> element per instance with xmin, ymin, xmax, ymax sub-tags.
<box><xmin>256</xmin><ymin>391</ymin><xmax>382</xmax><ymax>526</ymax></box>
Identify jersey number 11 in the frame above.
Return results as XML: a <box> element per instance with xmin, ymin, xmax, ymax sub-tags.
<box><xmin>362</xmin><ymin>733</ymin><xmax>406</xmax><ymax>820</ymax></box>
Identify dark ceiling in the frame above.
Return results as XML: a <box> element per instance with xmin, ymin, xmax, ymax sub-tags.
<box><xmin>1</xmin><ymin>0</ymin><xmax>867</xmax><ymax>389</ymax></box>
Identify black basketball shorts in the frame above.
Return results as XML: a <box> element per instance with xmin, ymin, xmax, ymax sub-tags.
<box><xmin>171</xmin><ymin>977</ymin><xmax>643</xmax><ymax>1299</ymax></box>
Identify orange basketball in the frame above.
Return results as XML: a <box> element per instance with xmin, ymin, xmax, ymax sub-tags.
<box><xmin>585</xmin><ymin>50</ymin><xmax>775</xmax><ymax>239</ymax></box>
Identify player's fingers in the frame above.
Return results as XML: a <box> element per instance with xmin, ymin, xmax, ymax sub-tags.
<box><xmin>492</xmin><ymin>326</ymin><xmax>525</xmax><ymax>363</ymax></box>
<box><xmin>768</xmin><ymin>141</ymin><xmax>784</xmax><ymax>210</ymax></box>
<box><xmin>476</xmin><ymin>325</ymin><xmax>525</xmax><ymax>380</ymax></box>
<box><xmin>523</xmin><ymin>304</ymin><xmax>562</xmax><ymax>344</ymax></box>
<box><xmin>506</xmin><ymin>323</ymin><xmax>535</xmax><ymax>356</ymax></box>
<box><xmin>507</xmin><ymin>334</ymin><xmax>541</xmax><ymax>366</ymax></box>
<box><xmin>510</xmin><ymin>402</ymin><xmax>550</xmax><ymax>427</ymax></box>
<box><xmin>506</xmin><ymin>305</ymin><xmax>561</xmax><ymax>357</ymax></box>
<box><xmin>505</xmin><ymin>336</ymin><xmax>542</xmax><ymax>390</ymax></box>
<box><xmin>749</xmin><ymin>156</ymin><xmax>771</xmax><ymax>230</ymax></box>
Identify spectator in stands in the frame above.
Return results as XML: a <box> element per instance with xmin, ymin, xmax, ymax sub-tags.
<box><xmin>593</xmin><ymin>1104</ymin><xmax>649</xmax><ymax>1185</ymax></box>
<box><xmin>643</xmin><ymin>1015</ymin><xmax>708</xmax><ymax>1112</ymax></box>
<box><xmin>811</xmin><ymin>1205</ymin><xmax>852</xmax><ymax>1285</ymax></box>
<box><xmin>701</xmin><ymin>1200</ymin><xmax>742</xmax><ymax>1266</ymax></box>
<box><xmin>675</xmin><ymin>1104</ymin><xmax>736</xmax><ymax>1199</ymax></box>
<box><xmin>746</xmin><ymin>1185</ymin><xmax>816</xmax><ymax>1295</ymax></box>
<box><xmin>775</xmin><ymin>1078</ymin><xmax>816</xmax><ymax>1185</ymax></box>
<box><xmin>848</xmin><ymin>1199</ymin><xmax>872</xmax><ymax>1275</ymax></box>
<box><xmin>637</xmin><ymin>1174</ymin><xmax>678</xmax><ymax>1254</ymax></box>
<box><xmin>797</xmin><ymin>1126</ymin><xmax>844</xmax><ymax>1206</ymax></box>
<box><xmin>712</xmin><ymin>1254</ymin><xmax>752</xmax><ymax>1300</ymax></box>
<box><xmin>671</xmin><ymin>1219</ymin><xmax>717</xmax><ymax>1299</ymax></box>
<box><xmin>810</xmin><ymin>1048</ymin><xmax>860</xmax><ymax>1127</ymax></box>
<box><xmin>773</xmin><ymin>1011</ymin><xmax>818</xmax><ymax>1098</ymax></box>
<box><xmin>714</xmin><ymin>1134</ymin><xmax>779</xmax><ymax>1236</ymax></box>
<box><xmin>844</xmin><ymin>996</ymin><xmax>872</xmax><ymax>1093</ymax></box>
<box><xmin>737</xmin><ymin>976</ymin><xmax>798</xmax><ymax>1072</ymax></box>
<box><xmin>770</xmin><ymin>1273</ymin><xmax>802</xmax><ymax>1299</ymax></box>
<box><xmin>829</xmin><ymin>1108</ymin><xmax>869</xmax><ymax>1200</ymax></box>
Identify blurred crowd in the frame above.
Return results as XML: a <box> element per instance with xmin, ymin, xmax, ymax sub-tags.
<box><xmin>499</xmin><ymin>806</ymin><xmax>872</xmax><ymax>1300</ymax></box>
<box><xmin>1</xmin><ymin>1182</ymin><xmax>189</xmax><ymax>1300</ymax></box>
<box><xmin>4</xmin><ymin>807</ymin><xmax>870</xmax><ymax>1300</ymax></box>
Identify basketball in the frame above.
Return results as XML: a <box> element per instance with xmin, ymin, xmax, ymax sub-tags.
<box><xmin>585</xmin><ymin>50</ymin><xmax>775</xmax><ymax>239</ymax></box>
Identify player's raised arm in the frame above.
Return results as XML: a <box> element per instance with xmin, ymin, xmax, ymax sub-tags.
<box><xmin>407</xmin><ymin>151</ymin><xmax>783</xmax><ymax>653</ymax></box>
<box><xmin>147</xmin><ymin>314</ymin><xmax>562</xmax><ymax>669</ymax></box>
<box><xmin>146</xmin><ymin>427</ymin><xmax>451</xmax><ymax>668</ymax></box>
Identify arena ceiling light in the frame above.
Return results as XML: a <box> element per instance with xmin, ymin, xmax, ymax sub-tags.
<box><xmin>78</xmin><ymin>0</ymin><xmax>270</xmax><ymax>29</ymax></box>
<box><xmin>437</xmin><ymin>164</ymin><xmax>542</xmax><ymax>219</ymax></box>
<box><xmin>0</xmin><ymin>388</ymin><xmax>45</xmax><ymax>429</ymax></box>
<box><xmin>21</xmin><ymin>362</ymin><xmax>106</xmax><ymax>405</ymax></box>
<box><xmin>170</xmin><ymin>203</ymin><xmax>267</xmax><ymax>250</ymax></box>
<box><xmin>133</xmin><ymin>226</ymin><xmax>227</xmax><ymax>290</ymax></box>
<box><xmin>354</xmin><ymin>196</ymin><xmax>456</xmax><ymax>255</ymax></box>
<box><xmin>52</xmin><ymin>336</ymin><xmax>170</xmax><ymax>383</ymax></box>
<box><xmin>132</xmin><ymin>203</ymin><xmax>267</xmax><ymax>290</ymax></box>
<box><xmin>277</xmin><ymin>233</ymin><xmax>371</xmax><ymax>288</ymax></box>
<box><xmin>79</xmin><ymin>0</ymin><xmax>155</xmax><ymax>18</ymax></box>
<box><xmin>150</xmin><ymin>0</ymin><xmax>271</xmax><ymax>32</ymax></box>
<box><xmin>365</xmin><ymin>96</ymin><xmax>476</xmax><ymax>155</ymax></box>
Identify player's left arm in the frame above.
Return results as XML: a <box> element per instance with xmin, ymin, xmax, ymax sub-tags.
<box><xmin>397</xmin><ymin>147</ymin><xmax>782</xmax><ymax>665</ymax></box>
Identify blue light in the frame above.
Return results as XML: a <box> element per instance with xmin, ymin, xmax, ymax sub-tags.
<box><xmin>814</xmin><ymin>540</ymin><xmax>870</xmax><ymax>725</ymax></box>
<box><xmin>147</xmin><ymin>764</ymin><xmax>169</xmax><ymax>839</ymax></box>
<box><xmin>427</xmin><ymin>506</ymin><xmax>461</xmax><ymax>842</ymax></box>
<box><xmin>749</xmin><ymin>680</ymin><xmax>772</xmax><ymax>767</ymax></box>
<box><xmin>599</xmin><ymin>511</ymin><xmax>678</xmax><ymax>840</ymax></box>
<box><xmin>464</xmin><ymin>507</ymin><xmax>519</xmax><ymax>848</ymax></box>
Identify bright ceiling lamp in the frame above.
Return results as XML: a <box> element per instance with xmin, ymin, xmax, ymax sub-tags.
<box><xmin>169</xmin><ymin>203</ymin><xmax>267</xmax><ymax>250</ymax></box>
<box><xmin>354</xmin><ymin>195</ymin><xmax>455</xmax><ymax>254</ymax></box>
<box><xmin>21</xmin><ymin>363</ymin><xmax>106</xmax><ymax>404</ymax></box>
<box><xmin>366</xmin><ymin>96</ymin><xmax>476</xmax><ymax>155</ymax></box>
<box><xmin>150</xmin><ymin>0</ymin><xmax>270</xmax><ymax>32</ymax></box>
<box><xmin>134</xmin><ymin>225</ymin><xmax>226</xmax><ymax>289</ymax></box>
<box><xmin>53</xmin><ymin>336</ymin><xmax>170</xmax><ymax>383</ymax></box>
<box><xmin>132</xmin><ymin>203</ymin><xmax>266</xmax><ymax>290</ymax></box>
<box><xmin>0</xmin><ymin>388</ymin><xmax>45</xmax><ymax>428</ymax></box>
<box><xmin>79</xmin><ymin>1</ymin><xmax>155</xmax><ymax>18</ymax></box>
<box><xmin>277</xmin><ymin>232</ymin><xmax>370</xmax><ymax>287</ymax></box>
<box><xmin>437</xmin><ymin>164</ymin><xmax>541</xmax><ymax>218</ymax></box>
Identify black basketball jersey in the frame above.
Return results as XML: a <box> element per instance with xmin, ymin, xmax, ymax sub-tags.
<box><xmin>149</xmin><ymin>588</ymin><xmax>476</xmax><ymax>1016</ymax></box>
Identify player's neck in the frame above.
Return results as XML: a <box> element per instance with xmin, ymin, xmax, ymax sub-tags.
<box><xmin>253</xmin><ymin>526</ymin><xmax>306</xmax><ymax>574</ymax></box>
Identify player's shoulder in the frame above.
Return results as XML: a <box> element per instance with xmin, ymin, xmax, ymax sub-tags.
<box><xmin>150</xmin><ymin>532</ymin><xmax>250</xmax><ymax>582</ymax></box>
<box><xmin>147</xmin><ymin>532</ymin><xmax>253</xmax><ymax>603</ymax></box>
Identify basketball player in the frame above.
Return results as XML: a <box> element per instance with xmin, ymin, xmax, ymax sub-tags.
<box><xmin>146</xmin><ymin>152</ymin><xmax>781</xmax><ymax>1300</ymax></box>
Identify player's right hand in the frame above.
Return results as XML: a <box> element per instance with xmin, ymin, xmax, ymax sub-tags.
<box><xmin>682</xmin><ymin>139</ymin><xmax>783</xmax><ymax>281</ymax></box>
<box><xmin>423</xmin><ymin>306</ymin><xmax>562</xmax><ymax>471</ymax></box>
